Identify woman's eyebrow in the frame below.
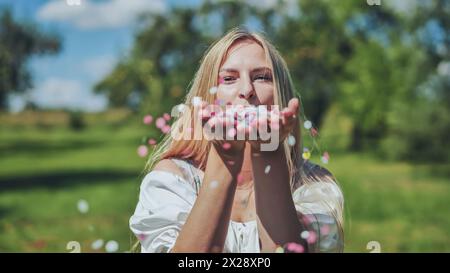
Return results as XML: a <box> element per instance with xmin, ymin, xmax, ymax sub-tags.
<box><xmin>219</xmin><ymin>67</ymin><xmax>272</xmax><ymax>73</ymax></box>
<box><xmin>252</xmin><ymin>67</ymin><xmax>272</xmax><ymax>74</ymax></box>
<box><xmin>219</xmin><ymin>68</ymin><xmax>238</xmax><ymax>73</ymax></box>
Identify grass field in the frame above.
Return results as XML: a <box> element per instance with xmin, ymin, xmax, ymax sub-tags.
<box><xmin>0</xmin><ymin>110</ymin><xmax>449</xmax><ymax>252</ymax></box>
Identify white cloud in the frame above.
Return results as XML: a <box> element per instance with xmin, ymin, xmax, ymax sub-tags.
<box><xmin>82</xmin><ymin>55</ymin><xmax>117</xmax><ymax>81</ymax></box>
<box><xmin>7</xmin><ymin>94</ymin><xmax>27</xmax><ymax>113</ymax></box>
<box><xmin>30</xmin><ymin>77</ymin><xmax>107</xmax><ymax>112</ymax></box>
<box><xmin>37</xmin><ymin>0</ymin><xmax>167</xmax><ymax>29</ymax></box>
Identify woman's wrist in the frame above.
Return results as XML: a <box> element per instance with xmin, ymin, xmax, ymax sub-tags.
<box><xmin>213</xmin><ymin>142</ymin><xmax>244</xmax><ymax>157</ymax></box>
<box><xmin>250</xmin><ymin>142</ymin><xmax>284</xmax><ymax>158</ymax></box>
<box><xmin>210</xmin><ymin>143</ymin><xmax>244</xmax><ymax>176</ymax></box>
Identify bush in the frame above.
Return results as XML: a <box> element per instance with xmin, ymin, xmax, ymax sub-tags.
<box><xmin>68</xmin><ymin>111</ymin><xmax>86</xmax><ymax>131</ymax></box>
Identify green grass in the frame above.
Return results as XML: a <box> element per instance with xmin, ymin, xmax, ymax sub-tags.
<box><xmin>0</xmin><ymin>110</ymin><xmax>449</xmax><ymax>252</ymax></box>
<box><xmin>0</xmin><ymin>111</ymin><xmax>151</xmax><ymax>252</ymax></box>
<box><xmin>327</xmin><ymin>153</ymin><xmax>450</xmax><ymax>252</ymax></box>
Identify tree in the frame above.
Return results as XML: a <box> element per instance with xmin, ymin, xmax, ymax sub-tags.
<box><xmin>95</xmin><ymin>7</ymin><xmax>208</xmax><ymax>115</ymax></box>
<box><xmin>0</xmin><ymin>9</ymin><xmax>61</xmax><ymax>111</ymax></box>
<box><xmin>94</xmin><ymin>1</ymin><xmax>258</xmax><ymax>115</ymax></box>
<box><xmin>380</xmin><ymin>0</ymin><xmax>450</xmax><ymax>162</ymax></box>
<box><xmin>273</xmin><ymin>0</ymin><xmax>355</xmax><ymax>127</ymax></box>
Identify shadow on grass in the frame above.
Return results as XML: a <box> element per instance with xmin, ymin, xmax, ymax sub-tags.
<box><xmin>0</xmin><ymin>139</ymin><xmax>106</xmax><ymax>157</ymax></box>
<box><xmin>0</xmin><ymin>206</ymin><xmax>14</xmax><ymax>219</ymax></box>
<box><xmin>0</xmin><ymin>169</ymin><xmax>138</xmax><ymax>192</ymax></box>
<box><xmin>412</xmin><ymin>164</ymin><xmax>450</xmax><ymax>180</ymax></box>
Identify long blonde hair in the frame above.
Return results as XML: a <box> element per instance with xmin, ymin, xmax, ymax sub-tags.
<box><xmin>135</xmin><ymin>27</ymin><xmax>344</xmax><ymax>252</ymax></box>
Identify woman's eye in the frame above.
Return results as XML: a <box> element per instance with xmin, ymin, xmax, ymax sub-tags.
<box><xmin>254</xmin><ymin>74</ymin><xmax>272</xmax><ymax>81</ymax></box>
<box><xmin>222</xmin><ymin>76</ymin><xmax>236</xmax><ymax>83</ymax></box>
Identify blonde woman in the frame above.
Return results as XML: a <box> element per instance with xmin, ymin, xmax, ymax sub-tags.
<box><xmin>129</xmin><ymin>27</ymin><xmax>344</xmax><ymax>253</ymax></box>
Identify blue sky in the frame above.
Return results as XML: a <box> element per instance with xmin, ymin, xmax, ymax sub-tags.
<box><xmin>1</xmin><ymin>0</ymin><xmax>201</xmax><ymax>112</ymax></box>
<box><xmin>0</xmin><ymin>0</ymin><xmax>439</xmax><ymax>112</ymax></box>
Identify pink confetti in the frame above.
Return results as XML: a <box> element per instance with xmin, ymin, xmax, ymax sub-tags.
<box><xmin>163</xmin><ymin>113</ymin><xmax>171</xmax><ymax>121</ymax></box>
<box><xmin>222</xmin><ymin>142</ymin><xmax>231</xmax><ymax>150</ymax></box>
<box><xmin>156</xmin><ymin>117</ymin><xmax>166</xmax><ymax>129</ymax></box>
<box><xmin>302</xmin><ymin>215</ymin><xmax>315</xmax><ymax>225</ymax></box>
<box><xmin>237</xmin><ymin>173</ymin><xmax>244</xmax><ymax>184</ymax></box>
<box><xmin>307</xmin><ymin>231</ymin><xmax>317</xmax><ymax>244</ymax></box>
<box><xmin>148</xmin><ymin>139</ymin><xmax>156</xmax><ymax>145</ymax></box>
<box><xmin>320</xmin><ymin>224</ymin><xmax>330</xmax><ymax>236</ymax></box>
<box><xmin>227</xmin><ymin>128</ymin><xmax>237</xmax><ymax>138</ymax></box>
<box><xmin>137</xmin><ymin>234</ymin><xmax>147</xmax><ymax>241</ymax></box>
<box><xmin>143</xmin><ymin>115</ymin><xmax>153</xmax><ymax>125</ymax></box>
<box><xmin>286</xmin><ymin>242</ymin><xmax>304</xmax><ymax>253</ymax></box>
<box><xmin>137</xmin><ymin>145</ymin><xmax>148</xmax><ymax>157</ymax></box>
<box><xmin>161</xmin><ymin>125</ymin><xmax>171</xmax><ymax>134</ymax></box>
<box><xmin>321</xmin><ymin>152</ymin><xmax>330</xmax><ymax>164</ymax></box>
<box><xmin>271</xmin><ymin>120</ymin><xmax>280</xmax><ymax>130</ymax></box>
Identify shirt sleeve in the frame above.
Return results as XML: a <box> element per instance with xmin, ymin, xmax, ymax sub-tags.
<box><xmin>129</xmin><ymin>170</ymin><xmax>197</xmax><ymax>253</ymax></box>
<box><xmin>292</xmin><ymin>182</ymin><xmax>344</xmax><ymax>253</ymax></box>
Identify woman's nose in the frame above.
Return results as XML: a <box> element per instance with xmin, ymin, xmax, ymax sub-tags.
<box><xmin>238</xmin><ymin>77</ymin><xmax>255</xmax><ymax>99</ymax></box>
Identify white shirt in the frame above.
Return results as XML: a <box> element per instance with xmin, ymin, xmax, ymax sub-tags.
<box><xmin>129</xmin><ymin>158</ymin><xmax>344</xmax><ymax>253</ymax></box>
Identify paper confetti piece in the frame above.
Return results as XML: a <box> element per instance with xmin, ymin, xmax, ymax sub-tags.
<box><xmin>137</xmin><ymin>145</ymin><xmax>148</xmax><ymax>157</ymax></box>
<box><xmin>143</xmin><ymin>115</ymin><xmax>153</xmax><ymax>125</ymax></box>
<box><xmin>222</xmin><ymin>142</ymin><xmax>231</xmax><ymax>150</ymax></box>
<box><xmin>304</xmin><ymin>120</ymin><xmax>312</xmax><ymax>130</ymax></box>
<box><xmin>156</xmin><ymin>117</ymin><xmax>166</xmax><ymax>129</ymax></box>
<box><xmin>77</xmin><ymin>199</ymin><xmax>89</xmax><ymax>214</ymax></box>
<box><xmin>91</xmin><ymin>239</ymin><xmax>104</xmax><ymax>250</ymax></box>
<box><xmin>209</xmin><ymin>86</ymin><xmax>218</xmax><ymax>94</ymax></box>
<box><xmin>163</xmin><ymin>113</ymin><xmax>171</xmax><ymax>121</ymax></box>
<box><xmin>105</xmin><ymin>240</ymin><xmax>119</xmax><ymax>253</ymax></box>
<box><xmin>191</xmin><ymin>96</ymin><xmax>202</xmax><ymax>107</ymax></box>
<box><xmin>287</xmin><ymin>135</ymin><xmax>296</xmax><ymax>146</ymax></box>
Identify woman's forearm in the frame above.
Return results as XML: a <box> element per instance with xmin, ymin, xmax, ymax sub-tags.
<box><xmin>171</xmin><ymin>145</ymin><xmax>243</xmax><ymax>252</ymax></box>
<box><xmin>251</xmin><ymin>145</ymin><xmax>305</xmax><ymax>250</ymax></box>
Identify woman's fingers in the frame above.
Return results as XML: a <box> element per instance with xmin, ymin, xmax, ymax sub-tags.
<box><xmin>200</xmin><ymin>102</ymin><xmax>299</xmax><ymax>145</ymax></box>
<box><xmin>288</xmin><ymin>98</ymin><xmax>299</xmax><ymax>114</ymax></box>
<box><xmin>280</xmin><ymin>98</ymin><xmax>299</xmax><ymax>125</ymax></box>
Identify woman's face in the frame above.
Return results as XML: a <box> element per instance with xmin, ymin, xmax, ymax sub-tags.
<box><xmin>217</xmin><ymin>40</ymin><xmax>274</xmax><ymax>107</ymax></box>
